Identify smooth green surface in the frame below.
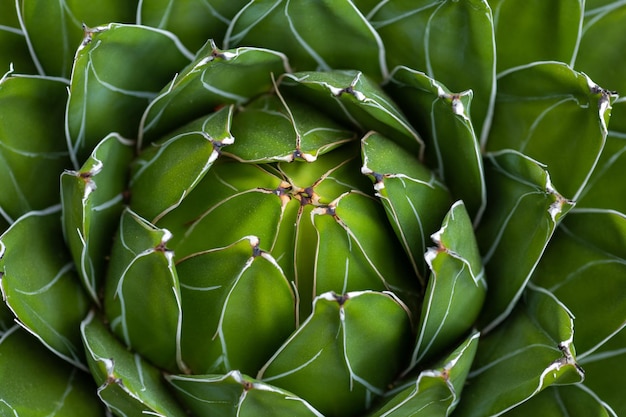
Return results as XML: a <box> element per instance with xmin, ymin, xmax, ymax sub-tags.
<box><xmin>259</xmin><ymin>291</ymin><xmax>412</xmax><ymax>416</ymax></box>
<box><xmin>0</xmin><ymin>325</ymin><xmax>104</xmax><ymax>416</ymax></box>
<box><xmin>0</xmin><ymin>208</ymin><xmax>90</xmax><ymax>368</ymax></box>
<box><xmin>177</xmin><ymin>236</ymin><xmax>296</xmax><ymax>375</ymax></box>
<box><xmin>0</xmin><ymin>73</ymin><xmax>71</xmax><ymax>221</ymax></box>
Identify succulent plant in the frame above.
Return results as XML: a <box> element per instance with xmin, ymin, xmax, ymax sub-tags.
<box><xmin>1</xmin><ymin>1</ymin><xmax>625</xmax><ymax>416</ymax></box>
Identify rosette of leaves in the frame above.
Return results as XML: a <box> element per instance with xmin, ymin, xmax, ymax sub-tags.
<box><xmin>1</xmin><ymin>1</ymin><xmax>625</xmax><ymax>416</ymax></box>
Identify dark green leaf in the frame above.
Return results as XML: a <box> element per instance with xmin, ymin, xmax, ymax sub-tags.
<box><xmin>368</xmin><ymin>0</ymin><xmax>496</xmax><ymax>140</ymax></box>
<box><xmin>486</xmin><ymin>62</ymin><xmax>615</xmax><ymax>200</ymax></box>
<box><xmin>0</xmin><ymin>325</ymin><xmax>104</xmax><ymax>416</ymax></box>
<box><xmin>17</xmin><ymin>0</ymin><xmax>138</xmax><ymax>78</ymax></box>
<box><xmin>0</xmin><ymin>73</ymin><xmax>71</xmax><ymax>221</ymax></box>
<box><xmin>225</xmin><ymin>0</ymin><xmax>388</xmax><ymax>81</ymax></box>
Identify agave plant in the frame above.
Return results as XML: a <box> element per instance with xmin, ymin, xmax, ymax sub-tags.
<box><xmin>1</xmin><ymin>1</ymin><xmax>625</xmax><ymax>416</ymax></box>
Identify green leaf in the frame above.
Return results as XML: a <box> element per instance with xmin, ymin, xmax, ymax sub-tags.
<box><xmin>225</xmin><ymin>0</ymin><xmax>388</xmax><ymax>81</ymax></box>
<box><xmin>176</xmin><ymin>235</ymin><xmax>296</xmax><ymax>375</ymax></box>
<box><xmin>502</xmin><ymin>385</ymin><xmax>616</xmax><ymax>417</ymax></box>
<box><xmin>385</xmin><ymin>67</ymin><xmax>486</xmax><ymax>220</ymax></box>
<box><xmin>0</xmin><ymin>325</ymin><xmax>104</xmax><ymax>416</ymax></box>
<box><xmin>61</xmin><ymin>133</ymin><xmax>135</xmax><ymax>304</ymax></box>
<box><xmin>490</xmin><ymin>0</ymin><xmax>583</xmax><ymax>72</ymax></box>
<box><xmin>282</xmin><ymin>70</ymin><xmax>424</xmax><ymax>157</ymax></box>
<box><xmin>531</xmin><ymin>209</ymin><xmax>626</xmax><ymax>357</ymax></box>
<box><xmin>577</xmin><ymin>328</ymin><xmax>626</xmax><ymax>416</ymax></box>
<box><xmin>367</xmin><ymin>0</ymin><xmax>496</xmax><ymax>140</ymax></box>
<box><xmin>0</xmin><ymin>3</ymin><xmax>36</xmax><ymax>74</ymax></box>
<box><xmin>226</xmin><ymin>93</ymin><xmax>356</xmax><ymax>163</ymax></box>
<box><xmin>576</xmin><ymin>132</ymin><xmax>626</xmax><ymax>213</ymax></box>
<box><xmin>0</xmin><ymin>72</ymin><xmax>71</xmax><ymax>221</ymax></box>
<box><xmin>16</xmin><ymin>0</ymin><xmax>138</xmax><ymax>78</ymax></box>
<box><xmin>574</xmin><ymin>2</ymin><xmax>626</xmax><ymax>94</ymax></box>
<box><xmin>139</xmin><ymin>40</ymin><xmax>291</xmax><ymax>144</ymax></box>
<box><xmin>412</xmin><ymin>201</ymin><xmax>485</xmax><ymax>367</ymax></box>
<box><xmin>258</xmin><ymin>291</ymin><xmax>412</xmax><ymax>417</ymax></box>
<box><xmin>103</xmin><ymin>208</ymin><xmax>185</xmax><ymax>373</ymax></box>
<box><xmin>0</xmin><ymin>207</ymin><xmax>90</xmax><ymax>369</ymax></box>
<box><xmin>310</xmin><ymin>191</ymin><xmax>422</xmax><ymax>313</ymax></box>
<box><xmin>361</xmin><ymin>131</ymin><xmax>451</xmax><ymax>284</ymax></box>
<box><xmin>131</xmin><ymin>105</ymin><xmax>235</xmax><ymax>223</ymax></box>
<box><xmin>486</xmin><ymin>62</ymin><xmax>616</xmax><ymax>200</ymax></box>
<box><xmin>66</xmin><ymin>23</ymin><xmax>193</xmax><ymax>165</ymax></box>
<box><xmin>138</xmin><ymin>0</ymin><xmax>250</xmax><ymax>52</ymax></box>
<box><xmin>81</xmin><ymin>311</ymin><xmax>188</xmax><ymax>417</ymax></box>
<box><xmin>167</xmin><ymin>371</ymin><xmax>324</xmax><ymax>417</ymax></box>
<box><xmin>368</xmin><ymin>331</ymin><xmax>479</xmax><ymax>417</ymax></box>
<box><xmin>476</xmin><ymin>150</ymin><xmax>574</xmax><ymax>330</ymax></box>
<box><xmin>455</xmin><ymin>285</ymin><xmax>584</xmax><ymax>417</ymax></box>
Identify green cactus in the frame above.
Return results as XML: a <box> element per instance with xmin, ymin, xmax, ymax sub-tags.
<box><xmin>1</xmin><ymin>1</ymin><xmax>625</xmax><ymax>416</ymax></box>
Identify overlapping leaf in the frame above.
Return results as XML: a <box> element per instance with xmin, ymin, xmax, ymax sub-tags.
<box><xmin>167</xmin><ymin>371</ymin><xmax>324</xmax><ymax>417</ymax></box>
<box><xmin>81</xmin><ymin>311</ymin><xmax>188</xmax><ymax>417</ymax></box>
<box><xmin>486</xmin><ymin>62</ymin><xmax>615</xmax><ymax>200</ymax></box>
<box><xmin>366</xmin><ymin>0</ymin><xmax>496</xmax><ymax>140</ymax></box>
<box><xmin>361</xmin><ymin>131</ymin><xmax>451</xmax><ymax>284</ymax></box>
<box><xmin>16</xmin><ymin>0</ymin><xmax>138</xmax><ymax>78</ymax></box>
<box><xmin>0</xmin><ymin>72</ymin><xmax>71</xmax><ymax>222</ymax></box>
<box><xmin>258</xmin><ymin>291</ymin><xmax>413</xmax><ymax>416</ymax></box>
<box><xmin>0</xmin><ymin>208</ymin><xmax>91</xmax><ymax>369</ymax></box>
<box><xmin>103</xmin><ymin>208</ymin><xmax>185</xmax><ymax>373</ymax></box>
<box><xmin>61</xmin><ymin>133</ymin><xmax>135</xmax><ymax>303</ymax></box>
<box><xmin>176</xmin><ymin>235</ymin><xmax>296</xmax><ymax>375</ymax></box>
<box><xmin>66</xmin><ymin>23</ymin><xmax>193</xmax><ymax>165</ymax></box>
<box><xmin>476</xmin><ymin>150</ymin><xmax>573</xmax><ymax>329</ymax></box>
<box><xmin>385</xmin><ymin>67</ymin><xmax>485</xmax><ymax>221</ymax></box>
<box><xmin>139</xmin><ymin>40</ymin><xmax>292</xmax><ymax>144</ymax></box>
<box><xmin>369</xmin><ymin>331</ymin><xmax>479</xmax><ymax>417</ymax></box>
<box><xmin>412</xmin><ymin>201</ymin><xmax>485</xmax><ymax>367</ymax></box>
<box><xmin>455</xmin><ymin>285</ymin><xmax>584</xmax><ymax>417</ymax></box>
<box><xmin>225</xmin><ymin>0</ymin><xmax>388</xmax><ymax>81</ymax></box>
<box><xmin>0</xmin><ymin>325</ymin><xmax>104</xmax><ymax>416</ymax></box>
